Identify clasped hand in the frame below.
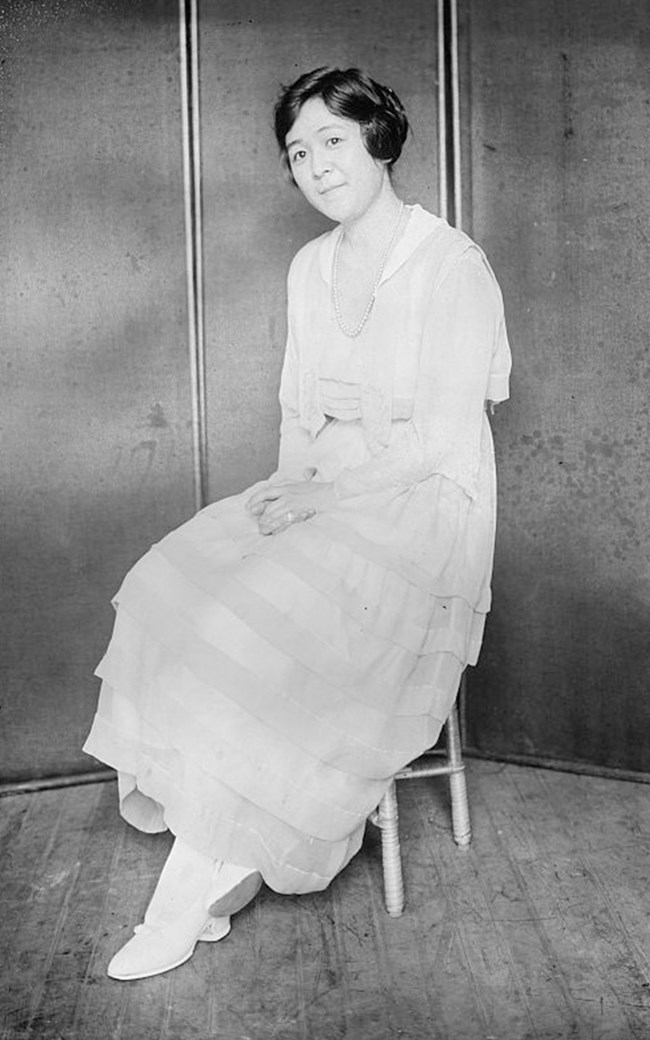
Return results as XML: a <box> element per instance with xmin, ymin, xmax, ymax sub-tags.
<box><xmin>246</xmin><ymin>471</ymin><xmax>335</xmax><ymax>536</ymax></box>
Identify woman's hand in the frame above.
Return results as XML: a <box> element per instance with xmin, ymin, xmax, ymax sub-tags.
<box><xmin>246</xmin><ymin>474</ymin><xmax>336</xmax><ymax>536</ymax></box>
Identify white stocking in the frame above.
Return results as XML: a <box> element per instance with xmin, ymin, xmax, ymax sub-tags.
<box><xmin>143</xmin><ymin>836</ymin><xmax>217</xmax><ymax>929</ymax></box>
<box><xmin>142</xmin><ymin>837</ymin><xmax>260</xmax><ymax>929</ymax></box>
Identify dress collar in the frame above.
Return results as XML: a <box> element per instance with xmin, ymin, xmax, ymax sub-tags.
<box><xmin>317</xmin><ymin>204</ymin><xmax>448</xmax><ymax>286</ymax></box>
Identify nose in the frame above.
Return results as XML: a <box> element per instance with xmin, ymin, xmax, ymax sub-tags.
<box><xmin>310</xmin><ymin>147</ymin><xmax>332</xmax><ymax>179</ymax></box>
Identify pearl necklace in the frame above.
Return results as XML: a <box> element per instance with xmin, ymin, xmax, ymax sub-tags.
<box><xmin>332</xmin><ymin>202</ymin><xmax>405</xmax><ymax>339</ymax></box>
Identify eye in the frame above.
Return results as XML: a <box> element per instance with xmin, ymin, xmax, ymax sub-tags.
<box><xmin>289</xmin><ymin>149</ymin><xmax>307</xmax><ymax>165</ymax></box>
<box><xmin>327</xmin><ymin>136</ymin><xmax>342</xmax><ymax>147</ymax></box>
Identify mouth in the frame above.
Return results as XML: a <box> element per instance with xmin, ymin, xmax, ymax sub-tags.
<box><xmin>318</xmin><ymin>184</ymin><xmax>344</xmax><ymax>196</ymax></box>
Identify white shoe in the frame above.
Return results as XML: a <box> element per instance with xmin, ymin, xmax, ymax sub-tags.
<box><xmin>133</xmin><ymin>915</ymin><xmax>231</xmax><ymax>944</ymax></box>
<box><xmin>107</xmin><ymin>896</ymin><xmax>214</xmax><ymax>981</ymax></box>
<box><xmin>107</xmin><ymin>839</ymin><xmax>260</xmax><ymax>980</ymax></box>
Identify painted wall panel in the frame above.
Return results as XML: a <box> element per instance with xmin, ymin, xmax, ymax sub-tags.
<box><xmin>461</xmin><ymin>0</ymin><xmax>650</xmax><ymax>772</ymax></box>
<box><xmin>1</xmin><ymin>0</ymin><xmax>193</xmax><ymax>780</ymax></box>
<box><xmin>198</xmin><ymin>0</ymin><xmax>441</xmax><ymax>501</ymax></box>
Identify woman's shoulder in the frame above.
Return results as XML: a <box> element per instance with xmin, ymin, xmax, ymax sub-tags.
<box><xmin>407</xmin><ymin>206</ymin><xmax>503</xmax><ymax>290</ymax></box>
<box><xmin>288</xmin><ymin>228</ymin><xmax>335</xmax><ymax>283</ymax></box>
<box><xmin>406</xmin><ymin>205</ymin><xmax>477</xmax><ymax>261</ymax></box>
<box><xmin>382</xmin><ymin>205</ymin><xmax>475</xmax><ymax>288</ymax></box>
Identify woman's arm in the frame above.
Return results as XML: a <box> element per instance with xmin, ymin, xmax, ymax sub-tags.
<box><xmin>247</xmin><ymin>256</ymin><xmax>335</xmax><ymax>534</ymax></box>
<box><xmin>275</xmin><ymin>317</ymin><xmax>313</xmax><ymax>478</ymax></box>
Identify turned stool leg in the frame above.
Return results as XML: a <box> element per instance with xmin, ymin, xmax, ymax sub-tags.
<box><xmin>375</xmin><ymin>700</ymin><xmax>471</xmax><ymax>914</ymax></box>
<box><xmin>446</xmin><ymin>703</ymin><xmax>471</xmax><ymax>847</ymax></box>
<box><xmin>377</xmin><ymin>780</ymin><xmax>405</xmax><ymax>916</ymax></box>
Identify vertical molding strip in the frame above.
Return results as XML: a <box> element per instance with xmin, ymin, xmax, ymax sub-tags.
<box><xmin>450</xmin><ymin>0</ymin><xmax>468</xmax><ymax>740</ymax></box>
<box><xmin>437</xmin><ymin>0</ymin><xmax>448</xmax><ymax>222</ymax></box>
<box><xmin>449</xmin><ymin>0</ymin><xmax>462</xmax><ymax>230</ymax></box>
<box><xmin>440</xmin><ymin>0</ymin><xmax>467</xmax><ymax>737</ymax></box>
<box><xmin>439</xmin><ymin>0</ymin><xmax>461</xmax><ymax>229</ymax></box>
<box><xmin>179</xmin><ymin>0</ymin><xmax>208</xmax><ymax>511</ymax></box>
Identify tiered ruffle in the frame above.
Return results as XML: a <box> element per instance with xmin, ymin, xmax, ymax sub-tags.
<box><xmin>84</xmin><ymin>422</ymin><xmax>495</xmax><ymax>894</ymax></box>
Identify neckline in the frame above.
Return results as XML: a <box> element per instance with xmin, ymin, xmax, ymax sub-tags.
<box><xmin>318</xmin><ymin>204</ymin><xmax>448</xmax><ymax>287</ymax></box>
<box><xmin>331</xmin><ymin>201</ymin><xmax>406</xmax><ymax>338</ymax></box>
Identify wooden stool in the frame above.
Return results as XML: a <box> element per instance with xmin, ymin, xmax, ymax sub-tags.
<box><xmin>372</xmin><ymin>701</ymin><xmax>471</xmax><ymax>916</ymax></box>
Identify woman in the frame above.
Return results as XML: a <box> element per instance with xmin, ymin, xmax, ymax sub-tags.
<box><xmin>84</xmin><ymin>66</ymin><xmax>511</xmax><ymax>981</ymax></box>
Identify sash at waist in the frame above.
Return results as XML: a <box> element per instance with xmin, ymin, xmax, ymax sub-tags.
<box><xmin>319</xmin><ymin>378</ymin><xmax>413</xmax><ymax>423</ymax></box>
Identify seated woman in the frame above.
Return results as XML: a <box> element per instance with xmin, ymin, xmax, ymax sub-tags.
<box><xmin>83</xmin><ymin>66</ymin><xmax>511</xmax><ymax>981</ymax></box>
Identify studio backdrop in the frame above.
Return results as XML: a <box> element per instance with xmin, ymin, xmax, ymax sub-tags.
<box><xmin>1</xmin><ymin>0</ymin><xmax>648</xmax><ymax>784</ymax></box>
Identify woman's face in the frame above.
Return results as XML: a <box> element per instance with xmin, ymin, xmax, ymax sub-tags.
<box><xmin>285</xmin><ymin>96</ymin><xmax>389</xmax><ymax>225</ymax></box>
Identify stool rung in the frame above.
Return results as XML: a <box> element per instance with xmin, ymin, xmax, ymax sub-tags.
<box><xmin>395</xmin><ymin>762</ymin><xmax>465</xmax><ymax>780</ymax></box>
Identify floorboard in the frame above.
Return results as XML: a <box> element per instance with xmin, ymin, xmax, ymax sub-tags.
<box><xmin>0</xmin><ymin>760</ymin><xmax>648</xmax><ymax>1040</ymax></box>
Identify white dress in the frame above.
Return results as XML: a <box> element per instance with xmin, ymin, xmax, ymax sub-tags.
<box><xmin>83</xmin><ymin>205</ymin><xmax>511</xmax><ymax>895</ymax></box>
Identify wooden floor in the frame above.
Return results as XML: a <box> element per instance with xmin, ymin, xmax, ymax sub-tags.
<box><xmin>0</xmin><ymin>760</ymin><xmax>649</xmax><ymax>1040</ymax></box>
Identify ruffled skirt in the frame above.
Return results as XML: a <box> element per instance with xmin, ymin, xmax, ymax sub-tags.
<box><xmin>83</xmin><ymin>420</ymin><xmax>496</xmax><ymax>893</ymax></box>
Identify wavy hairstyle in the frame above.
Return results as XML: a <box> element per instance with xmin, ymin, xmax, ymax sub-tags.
<box><xmin>274</xmin><ymin>66</ymin><xmax>409</xmax><ymax>176</ymax></box>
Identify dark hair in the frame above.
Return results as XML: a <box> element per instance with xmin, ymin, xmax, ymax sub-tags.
<box><xmin>274</xmin><ymin>67</ymin><xmax>409</xmax><ymax>172</ymax></box>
